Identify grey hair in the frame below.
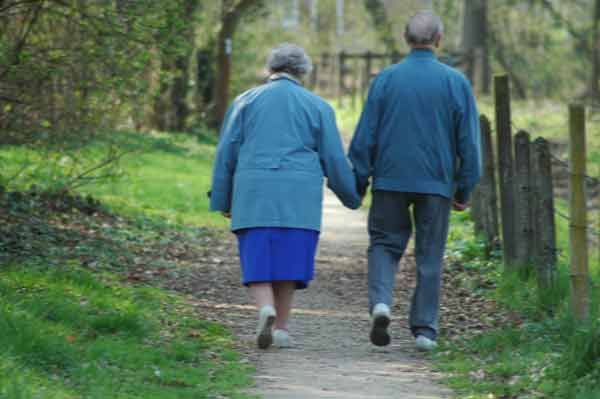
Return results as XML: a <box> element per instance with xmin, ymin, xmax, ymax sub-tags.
<box><xmin>267</xmin><ymin>43</ymin><xmax>313</xmax><ymax>77</ymax></box>
<box><xmin>405</xmin><ymin>11</ymin><xmax>444</xmax><ymax>46</ymax></box>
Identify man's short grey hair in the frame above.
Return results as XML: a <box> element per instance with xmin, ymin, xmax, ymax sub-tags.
<box><xmin>405</xmin><ymin>11</ymin><xmax>444</xmax><ymax>46</ymax></box>
<box><xmin>267</xmin><ymin>43</ymin><xmax>313</xmax><ymax>77</ymax></box>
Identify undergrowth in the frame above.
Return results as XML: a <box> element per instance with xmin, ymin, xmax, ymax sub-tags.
<box><xmin>436</xmin><ymin>211</ymin><xmax>600</xmax><ymax>399</ymax></box>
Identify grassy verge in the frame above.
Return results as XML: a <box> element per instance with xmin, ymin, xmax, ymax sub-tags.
<box><xmin>0</xmin><ymin>130</ymin><xmax>254</xmax><ymax>398</ymax></box>
<box><xmin>0</xmin><ymin>130</ymin><xmax>228</xmax><ymax>228</ymax></box>
<box><xmin>0</xmin><ymin>264</ymin><xmax>253</xmax><ymax>399</ymax></box>
<box><xmin>435</xmin><ymin>211</ymin><xmax>600</xmax><ymax>399</ymax></box>
<box><xmin>477</xmin><ymin>97</ymin><xmax>600</xmax><ymax>167</ymax></box>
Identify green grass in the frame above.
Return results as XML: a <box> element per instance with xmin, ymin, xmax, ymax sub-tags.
<box><xmin>477</xmin><ymin>97</ymin><xmax>600</xmax><ymax>168</ymax></box>
<box><xmin>0</xmin><ymin>128</ymin><xmax>254</xmax><ymax>398</ymax></box>
<box><xmin>435</xmin><ymin>211</ymin><xmax>600</xmax><ymax>399</ymax></box>
<box><xmin>0</xmin><ymin>264</ymin><xmax>254</xmax><ymax>399</ymax></box>
<box><xmin>0</xmin><ymin>130</ymin><xmax>228</xmax><ymax>228</ymax></box>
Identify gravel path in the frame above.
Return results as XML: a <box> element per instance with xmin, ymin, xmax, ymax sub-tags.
<box><xmin>183</xmin><ymin>190</ymin><xmax>453</xmax><ymax>398</ymax></box>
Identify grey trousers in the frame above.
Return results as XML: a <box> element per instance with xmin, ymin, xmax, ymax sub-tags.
<box><xmin>367</xmin><ymin>191</ymin><xmax>451</xmax><ymax>340</ymax></box>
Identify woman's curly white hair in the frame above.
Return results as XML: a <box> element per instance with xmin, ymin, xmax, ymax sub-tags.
<box><xmin>267</xmin><ymin>43</ymin><xmax>313</xmax><ymax>77</ymax></box>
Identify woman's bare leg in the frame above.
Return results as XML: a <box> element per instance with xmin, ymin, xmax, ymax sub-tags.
<box><xmin>248</xmin><ymin>282</ymin><xmax>275</xmax><ymax>308</ymax></box>
<box><xmin>249</xmin><ymin>282</ymin><xmax>277</xmax><ymax>349</ymax></box>
<box><xmin>273</xmin><ymin>281</ymin><xmax>296</xmax><ymax>330</ymax></box>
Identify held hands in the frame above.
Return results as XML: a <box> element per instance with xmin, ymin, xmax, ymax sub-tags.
<box><xmin>452</xmin><ymin>201</ymin><xmax>469</xmax><ymax>212</ymax></box>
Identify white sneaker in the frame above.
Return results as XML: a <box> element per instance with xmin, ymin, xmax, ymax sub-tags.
<box><xmin>415</xmin><ymin>335</ymin><xmax>438</xmax><ymax>352</ymax></box>
<box><xmin>273</xmin><ymin>329</ymin><xmax>291</xmax><ymax>348</ymax></box>
<box><xmin>256</xmin><ymin>305</ymin><xmax>276</xmax><ymax>349</ymax></box>
<box><xmin>370</xmin><ymin>303</ymin><xmax>391</xmax><ymax>347</ymax></box>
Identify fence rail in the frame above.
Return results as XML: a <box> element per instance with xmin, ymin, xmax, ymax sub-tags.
<box><xmin>308</xmin><ymin>50</ymin><xmax>471</xmax><ymax>101</ymax></box>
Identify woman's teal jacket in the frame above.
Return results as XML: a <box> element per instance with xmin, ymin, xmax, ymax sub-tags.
<box><xmin>210</xmin><ymin>76</ymin><xmax>361</xmax><ymax>231</ymax></box>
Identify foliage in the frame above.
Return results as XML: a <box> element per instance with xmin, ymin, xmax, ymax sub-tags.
<box><xmin>0</xmin><ymin>0</ymin><xmax>211</xmax><ymax>140</ymax></box>
<box><xmin>434</xmin><ymin>210</ymin><xmax>600</xmax><ymax>399</ymax></box>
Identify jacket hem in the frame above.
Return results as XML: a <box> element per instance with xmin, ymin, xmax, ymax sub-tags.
<box><xmin>372</xmin><ymin>178</ymin><xmax>453</xmax><ymax>199</ymax></box>
<box><xmin>231</xmin><ymin>220</ymin><xmax>321</xmax><ymax>232</ymax></box>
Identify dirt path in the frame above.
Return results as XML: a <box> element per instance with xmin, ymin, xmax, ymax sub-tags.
<box><xmin>179</xmin><ymin>190</ymin><xmax>453</xmax><ymax>398</ymax></box>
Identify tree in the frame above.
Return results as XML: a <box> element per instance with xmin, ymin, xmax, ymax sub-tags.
<box><xmin>212</xmin><ymin>0</ymin><xmax>264</xmax><ymax>129</ymax></box>
<box><xmin>591</xmin><ymin>0</ymin><xmax>600</xmax><ymax>100</ymax></box>
<box><xmin>363</xmin><ymin>0</ymin><xmax>397</xmax><ymax>52</ymax></box>
<box><xmin>151</xmin><ymin>0</ymin><xmax>201</xmax><ymax>132</ymax></box>
<box><xmin>461</xmin><ymin>0</ymin><xmax>490</xmax><ymax>94</ymax></box>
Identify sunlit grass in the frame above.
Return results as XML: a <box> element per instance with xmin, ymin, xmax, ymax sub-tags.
<box><xmin>437</xmin><ymin>211</ymin><xmax>600</xmax><ymax>399</ymax></box>
<box><xmin>0</xmin><ymin>265</ymin><xmax>254</xmax><ymax>399</ymax></box>
<box><xmin>477</xmin><ymin>96</ymin><xmax>600</xmax><ymax>167</ymax></box>
<box><xmin>0</xmin><ymin>130</ymin><xmax>228</xmax><ymax>228</ymax></box>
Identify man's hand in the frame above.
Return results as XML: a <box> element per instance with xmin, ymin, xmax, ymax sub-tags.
<box><xmin>222</xmin><ymin>212</ymin><xmax>231</xmax><ymax>218</ymax></box>
<box><xmin>452</xmin><ymin>201</ymin><xmax>469</xmax><ymax>212</ymax></box>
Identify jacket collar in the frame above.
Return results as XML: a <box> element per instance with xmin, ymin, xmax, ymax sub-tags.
<box><xmin>408</xmin><ymin>48</ymin><xmax>437</xmax><ymax>60</ymax></box>
<box><xmin>268</xmin><ymin>72</ymin><xmax>302</xmax><ymax>86</ymax></box>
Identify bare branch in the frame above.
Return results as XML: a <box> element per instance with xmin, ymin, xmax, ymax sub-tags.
<box><xmin>0</xmin><ymin>0</ymin><xmax>44</xmax><ymax>80</ymax></box>
<box><xmin>59</xmin><ymin>149</ymin><xmax>134</xmax><ymax>194</ymax></box>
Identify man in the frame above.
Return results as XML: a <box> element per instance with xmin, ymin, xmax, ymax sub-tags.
<box><xmin>349</xmin><ymin>11</ymin><xmax>481</xmax><ymax>351</ymax></box>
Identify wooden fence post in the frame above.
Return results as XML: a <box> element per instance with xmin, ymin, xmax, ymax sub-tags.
<box><xmin>471</xmin><ymin>186</ymin><xmax>484</xmax><ymax>237</ymax></box>
<box><xmin>531</xmin><ymin>137</ymin><xmax>557</xmax><ymax>291</ymax></box>
<box><xmin>568</xmin><ymin>104</ymin><xmax>590</xmax><ymax>321</ymax></box>
<box><xmin>309</xmin><ymin>62</ymin><xmax>318</xmax><ymax>90</ymax></box>
<box><xmin>514</xmin><ymin>130</ymin><xmax>533</xmax><ymax>271</ymax></box>
<box><xmin>494</xmin><ymin>74</ymin><xmax>517</xmax><ymax>269</ymax></box>
<box><xmin>363</xmin><ymin>51</ymin><xmax>373</xmax><ymax>103</ymax></box>
<box><xmin>338</xmin><ymin>51</ymin><xmax>346</xmax><ymax>103</ymax></box>
<box><xmin>480</xmin><ymin>115</ymin><xmax>500</xmax><ymax>252</ymax></box>
<box><xmin>320</xmin><ymin>52</ymin><xmax>329</xmax><ymax>94</ymax></box>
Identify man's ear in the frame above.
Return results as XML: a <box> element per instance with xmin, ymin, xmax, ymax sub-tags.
<box><xmin>434</xmin><ymin>33</ymin><xmax>443</xmax><ymax>49</ymax></box>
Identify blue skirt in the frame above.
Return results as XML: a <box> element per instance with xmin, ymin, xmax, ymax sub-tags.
<box><xmin>235</xmin><ymin>227</ymin><xmax>320</xmax><ymax>290</ymax></box>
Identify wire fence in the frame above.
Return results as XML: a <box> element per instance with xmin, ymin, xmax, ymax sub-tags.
<box><xmin>471</xmin><ymin>78</ymin><xmax>599</xmax><ymax>299</ymax></box>
<box><xmin>509</xmin><ymin>120</ymin><xmax>600</xmax><ymax>239</ymax></box>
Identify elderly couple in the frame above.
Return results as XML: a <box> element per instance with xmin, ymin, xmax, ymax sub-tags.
<box><xmin>210</xmin><ymin>11</ymin><xmax>481</xmax><ymax>352</ymax></box>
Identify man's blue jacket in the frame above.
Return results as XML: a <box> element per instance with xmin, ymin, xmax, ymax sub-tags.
<box><xmin>349</xmin><ymin>49</ymin><xmax>482</xmax><ymax>203</ymax></box>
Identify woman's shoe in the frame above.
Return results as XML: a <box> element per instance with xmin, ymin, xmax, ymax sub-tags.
<box><xmin>273</xmin><ymin>329</ymin><xmax>291</xmax><ymax>348</ymax></box>
<box><xmin>256</xmin><ymin>305</ymin><xmax>276</xmax><ymax>349</ymax></box>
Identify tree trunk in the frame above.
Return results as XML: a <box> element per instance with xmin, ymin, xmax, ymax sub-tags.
<box><xmin>310</xmin><ymin>0</ymin><xmax>319</xmax><ymax>31</ymax></box>
<box><xmin>591</xmin><ymin>0</ymin><xmax>600</xmax><ymax>99</ymax></box>
<box><xmin>212</xmin><ymin>0</ymin><xmax>262</xmax><ymax>129</ymax></box>
<box><xmin>151</xmin><ymin>0</ymin><xmax>200</xmax><ymax>132</ymax></box>
<box><xmin>170</xmin><ymin>0</ymin><xmax>199</xmax><ymax>132</ymax></box>
<box><xmin>461</xmin><ymin>0</ymin><xmax>490</xmax><ymax>94</ymax></box>
<box><xmin>489</xmin><ymin>28</ymin><xmax>527</xmax><ymax>99</ymax></box>
<box><xmin>363</xmin><ymin>0</ymin><xmax>396</xmax><ymax>52</ymax></box>
<box><xmin>336</xmin><ymin>0</ymin><xmax>345</xmax><ymax>36</ymax></box>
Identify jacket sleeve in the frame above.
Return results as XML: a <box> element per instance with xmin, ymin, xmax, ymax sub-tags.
<box><xmin>454</xmin><ymin>79</ymin><xmax>482</xmax><ymax>204</ymax></box>
<box><xmin>348</xmin><ymin>76</ymin><xmax>381</xmax><ymax>198</ymax></box>
<box><xmin>209</xmin><ymin>103</ymin><xmax>243</xmax><ymax>213</ymax></box>
<box><xmin>318</xmin><ymin>104</ymin><xmax>361</xmax><ymax>210</ymax></box>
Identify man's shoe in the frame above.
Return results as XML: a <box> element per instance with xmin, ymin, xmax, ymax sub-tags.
<box><xmin>370</xmin><ymin>303</ymin><xmax>391</xmax><ymax>347</ymax></box>
<box><xmin>415</xmin><ymin>335</ymin><xmax>438</xmax><ymax>352</ymax></box>
<box><xmin>273</xmin><ymin>329</ymin><xmax>291</xmax><ymax>348</ymax></box>
<box><xmin>256</xmin><ymin>305</ymin><xmax>276</xmax><ymax>349</ymax></box>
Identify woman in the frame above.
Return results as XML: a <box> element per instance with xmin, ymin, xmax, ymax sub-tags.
<box><xmin>210</xmin><ymin>43</ymin><xmax>360</xmax><ymax>350</ymax></box>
